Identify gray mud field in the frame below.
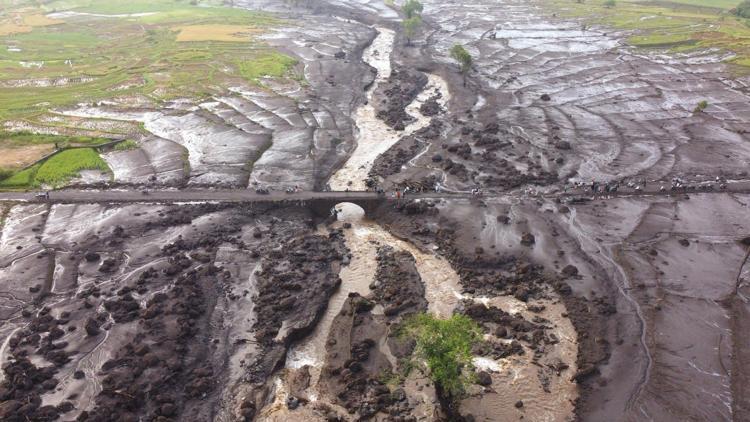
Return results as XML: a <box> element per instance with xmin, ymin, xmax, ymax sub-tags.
<box><xmin>2</xmin><ymin>0</ymin><xmax>750</xmax><ymax>421</ymax></box>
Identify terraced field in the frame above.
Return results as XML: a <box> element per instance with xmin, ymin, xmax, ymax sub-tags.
<box><xmin>548</xmin><ymin>0</ymin><xmax>750</xmax><ymax>68</ymax></box>
<box><xmin>0</xmin><ymin>0</ymin><xmax>322</xmax><ymax>189</ymax></box>
<box><xmin>0</xmin><ymin>1</ymin><xmax>285</xmax><ymax>120</ymax></box>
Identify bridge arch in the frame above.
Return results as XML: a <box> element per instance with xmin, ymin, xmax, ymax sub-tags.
<box><xmin>332</xmin><ymin>202</ymin><xmax>365</xmax><ymax>222</ymax></box>
<box><xmin>305</xmin><ymin>197</ymin><xmax>383</xmax><ymax>219</ymax></box>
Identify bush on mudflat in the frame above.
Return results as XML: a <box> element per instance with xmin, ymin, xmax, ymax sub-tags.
<box><xmin>400</xmin><ymin>313</ymin><xmax>482</xmax><ymax>400</ymax></box>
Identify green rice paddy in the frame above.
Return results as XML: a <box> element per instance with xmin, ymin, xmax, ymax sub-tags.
<box><xmin>0</xmin><ymin>148</ymin><xmax>111</xmax><ymax>188</ymax></box>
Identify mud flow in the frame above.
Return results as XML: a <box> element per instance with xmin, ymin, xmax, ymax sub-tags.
<box><xmin>2</xmin><ymin>0</ymin><xmax>750</xmax><ymax>421</ymax></box>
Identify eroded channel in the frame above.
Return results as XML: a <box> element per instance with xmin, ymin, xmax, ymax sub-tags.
<box><xmin>329</xmin><ymin>27</ymin><xmax>450</xmax><ymax>191</ymax></box>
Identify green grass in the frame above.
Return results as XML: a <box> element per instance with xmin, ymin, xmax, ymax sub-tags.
<box><xmin>114</xmin><ymin>140</ymin><xmax>138</xmax><ymax>151</ymax></box>
<box><xmin>0</xmin><ymin>131</ymin><xmax>110</xmax><ymax>148</ymax></box>
<box><xmin>629</xmin><ymin>32</ymin><xmax>697</xmax><ymax>46</ymax></box>
<box><xmin>237</xmin><ymin>51</ymin><xmax>299</xmax><ymax>83</ymax></box>
<box><xmin>651</xmin><ymin>0</ymin><xmax>740</xmax><ymax>10</ymax></box>
<box><xmin>34</xmin><ymin>148</ymin><xmax>110</xmax><ymax>186</ymax></box>
<box><xmin>0</xmin><ymin>147</ymin><xmax>110</xmax><ymax>188</ymax></box>
<box><xmin>0</xmin><ymin>168</ymin><xmax>13</xmax><ymax>181</ymax></box>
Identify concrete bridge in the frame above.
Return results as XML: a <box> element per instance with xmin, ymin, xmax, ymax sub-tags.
<box><xmin>0</xmin><ymin>189</ymin><xmax>454</xmax><ymax>217</ymax></box>
<box><xmin>1</xmin><ymin>181</ymin><xmax>750</xmax><ymax>214</ymax></box>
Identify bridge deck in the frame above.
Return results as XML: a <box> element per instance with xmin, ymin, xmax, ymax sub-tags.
<box><xmin>0</xmin><ymin>181</ymin><xmax>749</xmax><ymax>204</ymax></box>
<box><xmin>0</xmin><ymin>189</ymin><xmax>455</xmax><ymax>204</ymax></box>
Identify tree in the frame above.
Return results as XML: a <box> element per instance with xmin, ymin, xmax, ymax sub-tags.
<box><xmin>402</xmin><ymin>0</ymin><xmax>424</xmax><ymax>19</ymax></box>
<box><xmin>402</xmin><ymin>16</ymin><xmax>422</xmax><ymax>46</ymax></box>
<box><xmin>732</xmin><ymin>0</ymin><xmax>750</xmax><ymax>18</ymax></box>
<box><xmin>450</xmin><ymin>44</ymin><xmax>472</xmax><ymax>86</ymax></box>
<box><xmin>401</xmin><ymin>313</ymin><xmax>482</xmax><ymax>410</ymax></box>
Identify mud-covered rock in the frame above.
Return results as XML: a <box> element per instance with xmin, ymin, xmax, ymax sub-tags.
<box><xmin>98</xmin><ymin>257</ymin><xmax>118</xmax><ymax>273</ymax></box>
<box><xmin>373</xmin><ymin>68</ymin><xmax>428</xmax><ymax>130</ymax></box>
<box><xmin>521</xmin><ymin>232</ymin><xmax>535</xmax><ymax>247</ymax></box>
<box><xmin>84</xmin><ymin>318</ymin><xmax>101</xmax><ymax>336</ymax></box>
<box><xmin>475</xmin><ymin>371</ymin><xmax>492</xmax><ymax>386</ymax></box>
<box><xmin>84</xmin><ymin>251</ymin><xmax>101</xmax><ymax>262</ymax></box>
<box><xmin>371</xmin><ymin>246</ymin><xmax>428</xmax><ymax>318</ymax></box>
<box><xmin>318</xmin><ymin>295</ymin><xmax>400</xmax><ymax>420</ymax></box>
<box><xmin>561</xmin><ymin>264</ymin><xmax>579</xmax><ymax>277</ymax></box>
<box><xmin>420</xmin><ymin>95</ymin><xmax>443</xmax><ymax>116</ymax></box>
<box><xmin>370</xmin><ymin>120</ymin><xmax>443</xmax><ymax>179</ymax></box>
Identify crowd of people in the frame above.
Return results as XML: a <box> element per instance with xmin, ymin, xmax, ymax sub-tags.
<box><xmin>565</xmin><ymin>175</ymin><xmax>729</xmax><ymax>196</ymax></box>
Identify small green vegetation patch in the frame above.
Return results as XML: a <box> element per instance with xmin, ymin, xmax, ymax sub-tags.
<box><xmin>34</xmin><ymin>148</ymin><xmax>110</xmax><ymax>187</ymax></box>
<box><xmin>114</xmin><ymin>140</ymin><xmax>138</xmax><ymax>151</ymax></box>
<box><xmin>0</xmin><ymin>131</ymin><xmax>110</xmax><ymax>148</ymax></box>
<box><xmin>694</xmin><ymin>99</ymin><xmax>709</xmax><ymax>112</ymax></box>
<box><xmin>628</xmin><ymin>33</ymin><xmax>696</xmax><ymax>47</ymax></box>
<box><xmin>0</xmin><ymin>164</ymin><xmax>40</xmax><ymax>188</ymax></box>
<box><xmin>400</xmin><ymin>313</ymin><xmax>483</xmax><ymax>400</ymax></box>
<box><xmin>237</xmin><ymin>52</ymin><xmax>299</xmax><ymax>83</ymax></box>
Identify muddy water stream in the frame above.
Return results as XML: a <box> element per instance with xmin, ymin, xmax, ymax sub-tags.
<box><xmin>462</xmin><ymin>296</ymin><xmax>578</xmax><ymax>422</ymax></box>
<box><xmin>267</xmin><ymin>203</ymin><xmax>462</xmax><ymax>416</ymax></box>
<box><xmin>264</xmin><ymin>199</ymin><xmax>578</xmax><ymax>420</ymax></box>
<box><xmin>278</xmin><ymin>27</ymin><xmax>461</xmax><ymax>403</ymax></box>
<box><xmin>0</xmin><ymin>325</ymin><xmax>21</xmax><ymax>385</ymax></box>
<box><xmin>329</xmin><ymin>27</ymin><xmax>450</xmax><ymax>190</ymax></box>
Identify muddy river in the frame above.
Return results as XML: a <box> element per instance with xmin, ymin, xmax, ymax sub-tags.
<box><xmin>329</xmin><ymin>27</ymin><xmax>450</xmax><ymax>191</ymax></box>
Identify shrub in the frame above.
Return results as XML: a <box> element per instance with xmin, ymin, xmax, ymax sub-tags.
<box><xmin>694</xmin><ymin>100</ymin><xmax>709</xmax><ymax>112</ymax></box>
<box><xmin>403</xmin><ymin>15</ymin><xmax>422</xmax><ymax>45</ymax></box>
